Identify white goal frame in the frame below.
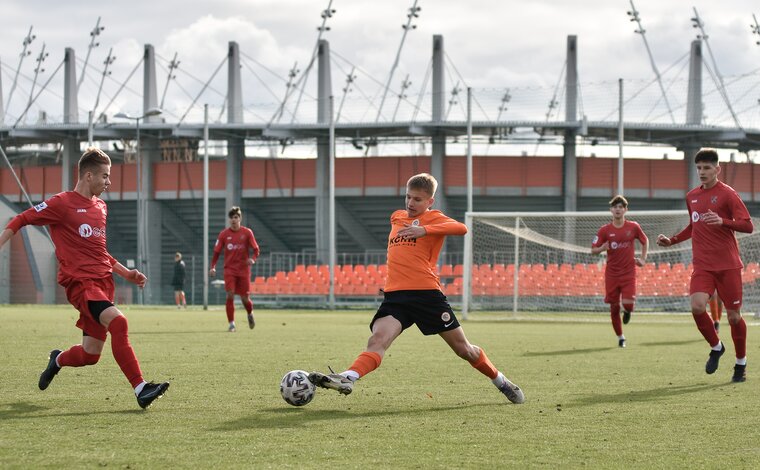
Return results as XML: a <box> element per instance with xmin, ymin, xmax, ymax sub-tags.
<box><xmin>461</xmin><ymin>210</ymin><xmax>760</xmax><ymax>319</ymax></box>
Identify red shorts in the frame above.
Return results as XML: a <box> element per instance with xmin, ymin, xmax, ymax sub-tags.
<box><xmin>604</xmin><ymin>275</ymin><xmax>636</xmax><ymax>304</ymax></box>
<box><xmin>690</xmin><ymin>268</ymin><xmax>743</xmax><ymax>310</ymax></box>
<box><xmin>65</xmin><ymin>277</ymin><xmax>114</xmax><ymax>341</ymax></box>
<box><xmin>224</xmin><ymin>274</ymin><xmax>250</xmax><ymax>296</ymax></box>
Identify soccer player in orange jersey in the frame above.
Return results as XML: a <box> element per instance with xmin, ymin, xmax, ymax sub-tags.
<box><xmin>0</xmin><ymin>148</ymin><xmax>169</xmax><ymax>409</ymax></box>
<box><xmin>309</xmin><ymin>173</ymin><xmax>524</xmax><ymax>404</ymax></box>
<box><xmin>210</xmin><ymin>206</ymin><xmax>260</xmax><ymax>332</ymax></box>
<box><xmin>657</xmin><ymin>148</ymin><xmax>753</xmax><ymax>382</ymax></box>
<box><xmin>591</xmin><ymin>195</ymin><xmax>649</xmax><ymax>348</ymax></box>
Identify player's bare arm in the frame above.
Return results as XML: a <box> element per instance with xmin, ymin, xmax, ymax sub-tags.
<box><xmin>0</xmin><ymin>228</ymin><xmax>14</xmax><ymax>250</ymax></box>
<box><xmin>635</xmin><ymin>235</ymin><xmax>649</xmax><ymax>266</ymax></box>
<box><xmin>113</xmin><ymin>262</ymin><xmax>147</xmax><ymax>288</ymax></box>
<box><xmin>591</xmin><ymin>241</ymin><xmax>609</xmax><ymax>254</ymax></box>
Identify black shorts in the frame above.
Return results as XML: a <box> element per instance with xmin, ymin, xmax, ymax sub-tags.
<box><xmin>370</xmin><ymin>290</ymin><xmax>460</xmax><ymax>336</ymax></box>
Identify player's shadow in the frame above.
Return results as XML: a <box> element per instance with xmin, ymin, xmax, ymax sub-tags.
<box><xmin>567</xmin><ymin>382</ymin><xmax>718</xmax><ymax>407</ymax></box>
<box><xmin>0</xmin><ymin>401</ymin><xmax>48</xmax><ymax>419</ymax></box>
<box><xmin>638</xmin><ymin>339</ymin><xmax>703</xmax><ymax>347</ymax></box>
<box><xmin>523</xmin><ymin>346</ymin><xmax>614</xmax><ymax>357</ymax></box>
<box><xmin>213</xmin><ymin>402</ymin><xmax>501</xmax><ymax>431</ymax></box>
<box><xmin>0</xmin><ymin>401</ymin><xmax>156</xmax><ymax>419</ymax></box>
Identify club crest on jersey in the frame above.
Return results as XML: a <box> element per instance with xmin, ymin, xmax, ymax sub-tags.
<box><xmin>79</xmin><ymin>224</ymin><xmax>93</xmax><ymax>238</ymax></box>
<box><xmin>33</xmin><ymin>201</ymin><xmax>47</xmax><ymax>212</ymax></box>
<box><xmin>412</xmin><ymin>219</ymin><xmax>420</xmax><ymax>226</ymax></box>
<box><xmin>711</xmin><ymin>196</ymin><xmax>718</xmax><ymax>204</ymax></box>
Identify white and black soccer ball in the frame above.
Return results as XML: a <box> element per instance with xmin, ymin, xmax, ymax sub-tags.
<box><xmin>280</xmin><ymin>370</ymin><xmax>316</xmax><ymax>406</ymax></box>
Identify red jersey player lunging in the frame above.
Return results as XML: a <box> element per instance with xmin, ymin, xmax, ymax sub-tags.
<box><xmin>308</xmin><ymin>173</ymin><xmax>525</xmax><ymax>404</ymax></box>
<box><xmin>0</xmin><ymin>148</ymin><xmax>169</xmax><ymax>409</ymax></box>
<box><xmin>591</xmin><ymin>195</ymin><xmax>649</xmax><ymax>348</ymax></box>
<box><xmin>210</xmin><ymin>206</ymin><xmax>260</xmax><ymax>332</ymax></box>
<box><xmin>657</xmin><ymin>148</ymin><xmax>753</xmax><ymax>383</ymax></box>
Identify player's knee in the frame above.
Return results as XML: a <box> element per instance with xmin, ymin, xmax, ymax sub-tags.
<box><xmin>727</xmin><ymin>311</ymin><xmax>742</xmax><ymax>325</ymax></box>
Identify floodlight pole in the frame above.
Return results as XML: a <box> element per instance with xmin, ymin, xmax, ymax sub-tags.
<box><xmin>3</xmin><ymin>26</ymin><xmax>35</xmax><ymax>123</ymax></box>
<box><xmin>203</xmin><ymin>104</ymin><xmax>209</xmax><ymax>310</ymax></box>
<box><xmin>618</xmin><ymin>79</ymin><xmax>624</xmax><ymax>196</ymax></box>
<box><xmin>466</xmin><ymin>87</ymin><xmax>473</xmax><ymax>213</ymax></box>
<box><xmin>328</xmin><ymin>95</ymin><xmax>336</xmax><ymax>309</ymax></box>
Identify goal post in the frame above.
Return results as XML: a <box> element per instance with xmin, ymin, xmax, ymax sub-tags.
<box><xmin>461</xmin><ymin>211</ymin><xmax>760</xmax><ymax>318</ymax></box>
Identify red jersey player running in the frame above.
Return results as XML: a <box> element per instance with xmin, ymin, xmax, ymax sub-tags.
<box><xmin>0</xmin><ymin>148</ymin><xmax>169</xmax><ymax>409</ymax></box>
<box><xmin>209</xmin><ymin>206</ymin><xmax>260</xmax><ymax>332</ymax></box>
<box><xmin>308</xmin><ymin>173</ymin><xmax>524</xmax><ymax>404</ymax></box>
<box><xmin>591</xmin><ymin>195</ymin><xmax>649</xmax><ymax>348</ymax></box>
<box><xmin>657</xmin><ymin>148</ymin><xmax>753</xmax><ymax>382</ymax></box>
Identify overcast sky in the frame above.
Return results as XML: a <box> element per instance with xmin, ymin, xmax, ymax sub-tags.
<box><xmin>1</xmin><ymin>0</ymin><xmax>759</xmax><ymax>157</ymax></box>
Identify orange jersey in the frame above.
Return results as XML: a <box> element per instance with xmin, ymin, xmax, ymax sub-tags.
<box><xmin>384</xmin><ymin>209</ymin><xmax>467</xmax><ymax>292</ymax></box>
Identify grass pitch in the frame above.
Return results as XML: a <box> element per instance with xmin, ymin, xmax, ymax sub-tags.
<box><xmin>0</xmin><ymin>305</ymin><xmax>758</xmax><ymax>469</ymax></box>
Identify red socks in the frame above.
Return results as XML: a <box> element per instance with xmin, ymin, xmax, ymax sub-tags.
<box><xmin>610</xmin><ymin>303</ymin><xmax>623</xmax><ymax>336</ymax></box>
<box><xmin>693</xmin><ymin>311</ymin><xmax>720</xmax><ymax>348</ymax></box>
<box><xmin>469</xmin><ymin>347</ymin><xmax>499</xmax><ymax>380</ymax></box>
<box><xmin>108</xmin><ymin>315</ymin><xmax>144</xmax><ymax>388</ymax></box>
<box><xmin>242</xmin><ymin>298</ymin><xmax>253</xmax><ymax>315</ymax></box>
<box><xmin>730</xmin><ymin>317</ymin><xmax>747</xmax><ymax>359</ymax></box>
<box><xmin>348</xmin><ymin>351</ymin><xmax>382</xmax><ymax>378</ymax></box>
<box><xmin>226</xmin><ymin>298</ymin><xmax>235</xmax><ymax>322</ymax></box>
<box><xmin>57</xmin><ymin>344</ymin><xmax>100</xmax><ymax>367</ymax></box>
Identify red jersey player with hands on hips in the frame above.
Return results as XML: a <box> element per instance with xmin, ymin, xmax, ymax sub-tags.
<box><xmin>657</xmin><ymin>148</ymin><xmax>753</xmax><ymax>383</ymax></box>
<box><xmin>0</xmin><ymin>148</ymin><xmax>169</xmax><ymax>409</ymax></box>
<box><xmin>209</xmin><ymin>206</ymin><xmax>260</xmax><ymax>332</ymax></box>
<box><xmin>308</xmin><ymin>173</ymin><xmax>525</xmax><ymax>404</ymax></box>
<box><xmin>591</xmin><ymin>195</ymin><xmax>649</xmax><ymax>348</ymax></box>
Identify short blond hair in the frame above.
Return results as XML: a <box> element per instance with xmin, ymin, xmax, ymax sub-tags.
<box><xmin>406</xmin><ymin>173</ymin><xmax>437</xmax><ymax>197</ymax></box>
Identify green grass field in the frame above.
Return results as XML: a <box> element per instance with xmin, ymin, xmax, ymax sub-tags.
<box><xmin>0</xmin><ymin>305</ymin><xmax>758</xmax><ymax>469</ymax></box>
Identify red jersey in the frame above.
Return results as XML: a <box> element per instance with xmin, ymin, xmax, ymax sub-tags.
<box><xmin>592</xmin><ymin>220</ymin><xmax>647</xmax><ymax>279</ymax></box>
<box><xmin>384</xmin><ymin>209</ymin><xmax>467</xmax><ymax>292</ymax></box>
<box><xmin>5</xmin><ymin>191</ymin><xmax>116</xmax><ymax>287</ymax></box>
<box><xmin>211</xmin><ymin>226</ymin><xmax>260</xmax><ymax>277</ymax></box>
<box><xmin>682</xmin><ymin>181</ymin><xmax>752</xmax><ymax>271</ymax></box>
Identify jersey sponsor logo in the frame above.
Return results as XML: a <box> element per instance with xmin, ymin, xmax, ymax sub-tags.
<box><xmin>412</xmin><ymin>219</ymin><xmax>420</xmax><ymax>226</ymax></box>
<box><xmin>78</xmin><ymin>224</ymin><xmax>106</xmax><ymax>238</ymax></box>
<box><xmin>610</xmin><ymin>241</ymin><xmax>618</xmax><ymax>249</ymax></box>
<box><xmin>33</xmin><ymin>201</ymin><xmax>48</xmax><ymax>212</ymax></box>
<box><xmin>692</xmin><ymin>211</ymin><xmax>700</xmax><ymax>223</ymax></box>
<box><xmin>226</xmin><ymin>243</ymin><xmax>247</xmax><ymax>251</ymax></box>
<box><xmin>388</xmin><ymin>234</ymin><xmax>417</xmax><ymax>247</ymax></box>
<box><xmin>227</xmin><ymin>243</ymin><xmax>234</xmax><ymax>250</ymax></box>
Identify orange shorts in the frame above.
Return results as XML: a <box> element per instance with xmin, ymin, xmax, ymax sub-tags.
<box><xmin>65</xmin><ymin>277</ymin><xmax>114</xmax><ymax>341</ymax></box>
<box><xmin>224</xmin><ymin>273</ymin><xmax>250</xmax><ymax>296</ymax></box>
<box><xmin>690</xmin><ymin>268</ymin><xmax>742</xmax><ymax>310</ymax></box>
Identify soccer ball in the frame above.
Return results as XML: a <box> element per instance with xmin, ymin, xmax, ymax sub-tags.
<box><xmin>280</xmin><ymin>370</ymin><xmax>316</xmax><ymax>406</ymax></box>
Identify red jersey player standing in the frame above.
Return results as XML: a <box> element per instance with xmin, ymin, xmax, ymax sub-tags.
<box><xmin>308</xmin><ymin>173</ymin><xmax>524</xmax><ymax>404</ymax></box>
<box><xmin>591</xmin><ymin>195</ymin><xmax>649</xmax><ymax>348</ymax></box>
<box><xmin>0</xmin><ymin>148</ymin><xmax>169</xmax><ymax>409</ymax></box>
<box><xmin>657</xmin><ymin>148</ymin><xmax>753</xmax><ymax>382</ymax></box>
<box><xmin>209</xmin><ymin>206</ymin><xmax>260</xmax><ymax>332</ymax></box>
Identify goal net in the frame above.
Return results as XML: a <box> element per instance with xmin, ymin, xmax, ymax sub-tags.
<box><xmin>461</xmin><ymin>211</ymin><xmax>760</xmax><ymax>317</ymax></box>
